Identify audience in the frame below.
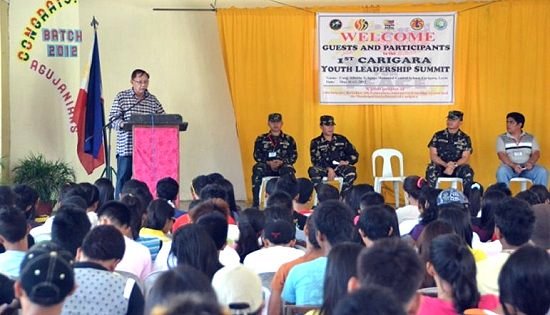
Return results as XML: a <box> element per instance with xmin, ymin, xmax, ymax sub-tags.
<box><xmin>0</xmin><ymin>206</ymin><xmax>30</xmax><ymax>278</ymax></box>
<box><xmin>471</xmin><ymin>190</ymin><xmax>505</xmax><ymax>242</ymax></box>
<box><xmin>319</xmin><ymin>242</ymin><xmax>363</xmax><ymax>315</ymax></box>
<box><xmin>15</xmin><ymin>242</ymin><xmax>75</xmax><ymax>315</ymax></box>
<box><xmin>167</xmin><ymin>224</ymin><xmax>222</xmax><ymax>279</ymax></box>
<box><xmin>409</xmin><ymin>187</ymin><xmax>441</xmax><ymax>241</ymax></box>
<box><xmin>315</xmin><ymin>184</ymin><xmax>339</xmax><ymax>203</ymax></box>
<box><xmin>333</xmin><ymin>285</ymin><xmax>406</xmax><ymax>315</ymax></box>
<box><xmin>196</xmin><ymin>212</ymin><xmax>240</xmax><ymax>267</ymax></box>
<box><xmin>282</xmin><ymin>200</ymin><xmax>354</xmax><ymax>306</ymax></box>
<box><xmin>145</xmin><ymin>265</ymin><xmax>218</xmax><ymax>315</ymax></box>
<box><xmin>269</xmin><ymin>216</ymin><xmax>323</xmax><ymax>315</ymax></box>
<box><xmin>342</xmin><ymin>184</ymin><xmax>374</xmax><ymax>214</ymax></box>
<box><xmin>236</xmin><ymin>208</ymin><xmax>265</xmax><ymax>263</ymax></box>
<box><xmin>349</xmin><ymin>238</ymin><xmax>423</xmax><ymax>314</ymax></box>
<box><xmin>476</xmin><ymin>197</ymin><xmax>535</xmax><ymax>295</ymax></box>
<box><xmin>293</xmin><ymin>178</ymin><xmax>314</xmax><ymax>215</ymax></box>
<box><xmin>93</xmin><ymin>177</ymin><xmax>115</xmax><ymax>209</ymax></box>
<box><xmin>356</xmin><ymin>205</ymin><xmax>398</xmax><ymax>247</ymax></box>
<box><xmin>139</xmin><ymin>199</ymin><xmax>174</xmax><ymax>242</ymax></box>
<box><xmin>63</xmin><ymin>225</ymin><xmax>144</xmax><ymax>315</ymax></box>
<box><xmin>498</xmin><ymin>245</ymin><xmax>550</xmax><ymax>315</ymax></box>
<box><xmin>419</xmin><ymin>234</ymin><xmax>498</xmax><ymax>315</ymax></box>
<box><xmin>244</xmin><ymin>220</ymin><xmax>304</xmax><ymax>274</ymax></box>
<box><xmin>97</xmin><ymin>200</ymin><xmax>153</xmax><ymax>279</ymax></box>
<box><xmin>416</xmin><ymin>220</ymin><xmax>454</xmax><ymax>288</ymax></box>
<box><xmin>156</xmin><ymin>177</ymin><xmax>185</xmax><ymax>218</ymax></box>
<box><xmin>212</xmin><ymin>264</ymin><xmax>264</xmax><ymax>315</ymax></box>
<box><xmin>396</xmin><ymin>176</ymin><xmax>428</xmax><ymax>226</ymax></box>
<box><xmin>51</xmin><ymin>205</ymin><xmax>92</xmax><ymax>258</ymax></box>
<box><xmin>358</xmin><ymin>191</ymin><xmax>385</xmax><ymax>211</ymax></box>
<box><xmin>12</xmin><ymin>184</ymin><xmax>39</xmax><ymax>227</ymax></box>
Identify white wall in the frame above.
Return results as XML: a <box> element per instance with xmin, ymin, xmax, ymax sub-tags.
<box><xmin>8</xmin><ymin>0</ymin><xmax>245</xmax><ymax>199</ymax></box>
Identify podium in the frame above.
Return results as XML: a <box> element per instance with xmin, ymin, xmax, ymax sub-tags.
<box><xmin>123</xmin><ymin>114</ymin><xmax>188</xmax><ymax>198</ymax></box>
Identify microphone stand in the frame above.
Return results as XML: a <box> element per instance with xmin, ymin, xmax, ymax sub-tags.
<box><xmin>98</xmin><ymin>94</ymin><xmax>150</xmax><ymax>181</ymax></box>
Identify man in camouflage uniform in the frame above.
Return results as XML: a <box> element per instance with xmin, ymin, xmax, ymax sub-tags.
<box><xmin>308</xmin><ymin>115</ymin><xmax>359</xmax><ymax>193</ymax></box>
<box><xmin>426</xmin><ymin>110</ymin><xmax>474</xmax><ymax>189</ymax></box>
<box><xmin>251</xmin><ymin>113</ymin><xmax>297</xmax><ymax>207</ymax></box>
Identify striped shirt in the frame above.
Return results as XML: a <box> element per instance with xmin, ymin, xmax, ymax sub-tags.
<box><xmin>496</xmin><ymin>132</ymin><xmax>540</xmax><ymax>165</ymax></box>
<box><xmin>109</xmin><ymin>88</ymin><xmax>165</xmax><ymax>156</ymax></box>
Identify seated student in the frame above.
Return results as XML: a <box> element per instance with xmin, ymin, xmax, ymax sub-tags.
<box><xmin>342</xmin><ymin>184</ymin><xmax>374</xmax><ymax>215</ymax></box>
<box><xmin>529</xmin><ymin>184</ymin><xmax>550</xmax><ymax>204</ymax></box>
<box><xmin>348</xmin><ymin>238</ymin><xmax>424</xmax><ymax>315</ymax></box>
<box><xmin>156</xmin><ymin>177</ymin><xmax>185</xmax><ymax>218</ymax></box>
<box><xmin>51</xmin><ymin>205</ymin><xmax>92</xmax><ymax>258</ymax></box>
<box><xmin>236</xmin><ymin>208</ymin><xmax>265</xmax><ymax>263</ymax></box>
<box><xmin>282</xmin><ymin>200</ymin><xmax>354</xmax><ymax>307</ymax></box>
<box><xmin>269</xmin><ymin>216</ymin><xmax>323</xmax><ymax>315</ymax></box>
<box><xmin>471</xmin><ymin>190</ymin><xmax>506</xmax><ymax>243</ymax></box>
<box><xmin>12</xmin><ymin>184</ymin><xmax>39</xmax><ymax>228</ymax></box>
<box><xmin>145</xmin><ymin>265</ymin><xmax>218</xmax><ymax>315</ymax></box>
<box><xmin>212</xmin><ymin>264</ymin><xmax>264</xmax><ymax>315</ymax></box>
<box><xmin>334</xmin><ymin>285</ymin><xmax>406</xmax><ymax>315</ymax></box>
<box><xmin>317</xmin><ymin>243</ymin><xmax>363</xmax><ymax>315</ymax></box>
<box><xmin>29</xmin><ymin>184</ymin><xmax>88</xmax><ymax>243</ymax></box>
<box><xmin>195</xmin><ymin>212</ymin><xmax>240</xmax><ymax>267</ymax></box>
<box><xmin>189</xmin><ymin>175</ymin><xmax>209</xmax><ymax>200</ymax></box>
<box><xmin>358</xmin><ymin>191</ymin><xmax>385</xmax><ymax>211</ymax></box>
<box><xmin>0</xmin><ymin>206</ymin><xmax>29</xmax><ymax>278</ymax></box>
<box><xmin>94</xmin><ymin>177</ymin><xmax>115</xmax><ymax>209</ymax></box>
<box><xmin>315</xmin><ymin>184</ymin><xmax>340</xmax><ymax>204</ymax></box>
<box><xmin>294</xmin><ymin>178</ymin><xmax>315</xmax><ymax>215</ymax></box>
<box><xmin>148</xmin><ymin>293</ymin><xmax>224</xmax><ymax>315</ymax></box>
<box><xmin>409</xmin><ymin>188</ymin><xmax>442</xmax><ymax>241</ymax></box>
<box><xmin>139</xmin><ymin>199</ymin><xmax>174</xmax><ymax>243</ymax></box>
<box><xmin>173</xmin><ymin>185</ymin><xmax>237</xmax><ymax>229</ymax></box>
<box><xmin>97</xmin><ymin>201</ymin><xmax>153</xmax><ymax>280</ymax></box>
<box><xmin>63</xmin><ymin>225</ymin><xmax>144</xmax><ymax>315</ymax></box>
<box><xmin>79</xmin><ymin>182</ymin><xmax>100</xmax><ymax>227</ymax></box>
<box><xmin>477</xmin><ymin>197</ymin><xmax>535</xmax><ymax>295</ymax></box>
<box><xmin>244</xmin><ymin>220</ymin><xmax>304</xmax><ymax>274</ymax></box>
<box><xmin>166</xmin><ymin>224</ymin><xmax>223</xmax><ymax>280</ymax></box>
<box><xmin>273</xmin><ymin>175</ymin><xmax>308</xmax><ymax>229</ymax></box>
<box><xmin>498</xmin><ymin>245</ymin><xmax>550</xmax><ymax>315</ymax></box>
<box><xmin>15</xmin><ymin>242</ymin><xmax>75</xmax><ymax>315</ymax></box>
<box><xmin>416</xmin><ymin>220</ymin><xmax>454</xmax><ymax>288</ymax></box>
<box><xmin>356</xmin><ymin>205</ymin><xmax>399</xmax><ymax>247</ymax></box>
<box><xmin>396</xmin><ymin>176</ymin><xmax>429</xmax><ymax>225</ymax></box>
<box><xmin>418</xmin><ymin>234</ymin><xmax>499</xmax><ymax>315</ymax></box>
<box><xmin>120</xmin><ymin>179</ymin><xmax>153</xmax><ymax>210</ymax></box>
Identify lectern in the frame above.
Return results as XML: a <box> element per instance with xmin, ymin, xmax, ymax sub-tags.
<box><xmin>123</xmin><ymin>114</ymin><xmax>188</xmax><ymax>198</ymax></box>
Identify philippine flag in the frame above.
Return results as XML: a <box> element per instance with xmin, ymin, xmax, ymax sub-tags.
<box><xmin>74</xmin><ymin>30</ymin><xmax>105</xmax><ymax>174</ymax></box>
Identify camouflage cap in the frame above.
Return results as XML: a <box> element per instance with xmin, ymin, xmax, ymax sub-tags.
<box><xmin>447</xmin><ymin>110</ymin><xmax>464</xmax><ymax>121</ymax></box>
<box><xmin>320</xmin><ymin>115</ymin><xmax>336</xmax><ymax>126</ymax></box>
<box><xmin>268</xmin><ymin>113</ymin><xmax>282</xmax><ymax>122</ymax></box>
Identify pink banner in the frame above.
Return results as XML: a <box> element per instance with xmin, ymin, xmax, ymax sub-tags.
<box><xmin>133</xmin><ymin>126</ymin><xmax>180</xmax><ymax>199</ymax></box>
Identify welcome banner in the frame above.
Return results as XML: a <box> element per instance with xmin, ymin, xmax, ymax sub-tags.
<box><xmin>318</xmin><ymin>13</ymin><xmax>456</xmax><ymax>104</ymax></box>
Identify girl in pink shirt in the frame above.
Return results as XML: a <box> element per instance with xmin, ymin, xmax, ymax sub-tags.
<box><xmin>418</xmin><ymin>234</ymin><xmax>499</xmax><ymax>315</ymax></box>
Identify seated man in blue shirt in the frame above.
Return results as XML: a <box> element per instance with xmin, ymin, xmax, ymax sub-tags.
<box><xmin>281</xmin><ymin>200</ymin><xmax>354</xmax><ymax>306</ymax></box>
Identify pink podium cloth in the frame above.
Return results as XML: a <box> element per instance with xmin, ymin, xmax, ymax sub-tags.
<box><xmin>133</xmin><ymin>126</ymin><xmax>180</xmax><ymax>198</ymax></box>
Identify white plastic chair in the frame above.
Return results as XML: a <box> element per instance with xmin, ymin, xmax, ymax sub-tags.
<box><xmin>509</xmin><ymin>177</ymin><xmax>533</xmax><ymax>191</ymax></box>
<box><xmin>371</xmin><ymin>148</ymin><xmax>405</xmax><ymax>208</ymax></box>
<box><xmin>436</xmin><ymin>177</ymin><xmax>463</xmax><ymax>190</ymax></box>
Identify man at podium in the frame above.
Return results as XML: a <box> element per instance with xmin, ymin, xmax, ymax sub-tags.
<box><xmin>109</xmin><ymin>69</ymin><xmax>165</xmax><ymax>198</ymax></box>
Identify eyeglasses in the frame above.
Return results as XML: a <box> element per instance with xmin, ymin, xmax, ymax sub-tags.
<box><xmin>132</xmin><ymin>80</ymin><xmax>149</xmax><ymax>85</ymax></box>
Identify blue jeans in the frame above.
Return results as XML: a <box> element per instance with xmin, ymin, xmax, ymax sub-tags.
<box><xmin>496</xmin><ymin>164</ymin><xmax>548</xmax><ymax>186</ymax></box>
<box><xmin>115</xmin><ymin>155</ymin><xmax>133</xmax><ymax>199</ymax></box>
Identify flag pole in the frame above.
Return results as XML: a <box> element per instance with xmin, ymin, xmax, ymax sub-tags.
<box><xmin>91</xmin><ymin>16</ymin><xmax>114</xmax><ymax>181</ymax></box>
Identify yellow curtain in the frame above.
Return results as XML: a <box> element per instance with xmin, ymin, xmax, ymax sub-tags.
<box><xmin>217</xmin><ymin>0</ymin><xmax>550</xmax><ymax>201</ymax></box>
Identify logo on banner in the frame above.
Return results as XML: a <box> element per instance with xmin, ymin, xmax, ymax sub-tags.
<box><xmin>329</xmin><ymin>19</ymin><xmax>343</xmax><ymax>31</ymax></box>
<box><xmin>354</xmin><ymin>19</ymin><xmax>369</xmax><ymax>31</ymax></box>
<box><xmin>383</xmin><ymin>20</ymin><xmax>395</xmax><ymax>30</ymax></box>
<box><xmin>410</xmin><ymin>18</ymin><xmax>425</xmax><ymax>30</ymax></box>
<box><xmin>434</xmin><ymin>18</ymin><xmax>448</xmax><ymax>30</ymax></box>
